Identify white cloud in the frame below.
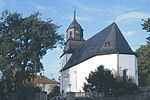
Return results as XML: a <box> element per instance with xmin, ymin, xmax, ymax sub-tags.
<box><xmin>62</xmin><ymin>15</ymin><xmax>95</xmax><ymax>22</ymax></box>
<box><xmin>32</xmin><ymin>3</ymin><xmax>57</xmax><ymax>13</ymax></box>
<box><xmin>0</xmin><ymin>0</ymin><xmax>16</xmax><ymax>12</ymax></box>
<box><xmin>68</xmin><ymin>0</ymin><xmax>102</xmax><ymax>13</ymax></box>
<box><xmin>123</xmin><ymin>31</ymin><xmax>137</xmax><ymax>37</ymax></box>
<box><xmin>78</xmin><ymin>16</ymin><xmax>95</xmax><ymax>22</ymax></box>
<box><xmin>103</xmin><ymin>6</ymin><xmax>138</xmax><ymax>23</ymax></box>
<box><xmin>116</xmin><ymin>12</ymin><xmax>150</xmax><ymax>23</ymax></box>
<box><xmin>33</xmin><ymin>4</ymin><xmax>47</xmax><ymax>10</ymax></box>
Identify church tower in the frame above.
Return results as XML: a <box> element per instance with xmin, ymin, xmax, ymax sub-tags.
<box><xmin>64</xmin><ymin>11</ymin><xmax>85</xmax><ymax>52</ymax></box>
<box><xmin>60</xmin><ymin>11</ymin><xmax>85</xmax><ymax>68</ymax></box>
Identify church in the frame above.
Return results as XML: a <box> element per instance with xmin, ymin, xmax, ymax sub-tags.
<box><xmin>60</xmin><ymin>12</ymin><xmax>138</xmax><ymax>96</ymax></box>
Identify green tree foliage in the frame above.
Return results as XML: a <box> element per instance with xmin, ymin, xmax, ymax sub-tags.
<box><xmin>141</xmin><ymin>18</ymin><xmax>150</xmax><ymax>32</ymax></box>
<box><xmin>0</xmin><ymin>10</ymin><xmax>64</xmax><ymax>75</ymax></box>
<box><xmin>0</xmin><ymin>70</ymin><xmax>42</xmax><ymax>100</ymax></box>
<box><xmin>0</xmin><ymin>10</ymin><xmax>63</xmax><ymax>99</ymax></box>
<box><xmin>83</xmin><ymin>65</ymin><xmax>138</xmax><ymax>96</ymax></box>
<box><xmin>114</xmin><ymin>75</ymin><xmax>138</xmax><ymax>96</ymax></box>
<box><xmin>141</xmin><ymin>18</ymin><xmax>150</xmax><ymax>45</ymax></box>
<box><xmin>48</xmin><ymin>86</ymin><xmax>60</xmax><ymax>99</ymax></box>
<box><xmin>138</xmin><ymin>18</ymin><xmax>150</xmax><ymax>86</ymax></box>
<box><xmin>83</xmin><ymin>65</ymin><xmax>116</xmax><ymax>96</ymax></box>
<box><xmin>136</xmin><ymin>45</ymin><xmax>150</xmax><ymax>86</ymax></box>
<box><xmin>0</xmin><ymin>77</ymin><xmax>7</xmax><ymax>100</ymax></box>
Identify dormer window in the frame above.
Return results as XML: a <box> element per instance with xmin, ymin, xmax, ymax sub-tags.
<box><xmin>105</xmin><ymin>42</ymin><xmax>110</xmax><ymax>47</ymax></box>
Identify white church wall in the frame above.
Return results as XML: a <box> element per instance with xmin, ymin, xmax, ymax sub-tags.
<box><xmin>61</xmin><ymin>54</ymin><xmax>118</xmax><ymax>94</ymax></box>
<box><xmin>118</xmin><ymin>54</ymin><xmax>138</xmax><ymax>85</ymax></box>
<box><xmin>60</xmin><ymin>54</ymin><xmax>72</xmax><ymax>69</ymax></box>
<box><xmin>60</xmin><ymin>69</ymin><xmax>71</xmax><ymax>96</ymax></box>
<box><xmin>67</xmin><ymin>29</ymin><xmax>74</xmax><ymax>39</ymax></box>
<box><xmin>61</xmin><ymin>54</ymin><xmax>138</xmax><ymax>95</ymax></box>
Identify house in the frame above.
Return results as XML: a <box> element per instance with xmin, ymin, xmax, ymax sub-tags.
<box><xmin>60</xmin><ymin>11</ymin><xmax>138</xmax><ymax>96</ymax></box>
<box><xmin>34</xmin><ymin>73</ymin><xmax>59</xmax><ymax>94</ymax></box>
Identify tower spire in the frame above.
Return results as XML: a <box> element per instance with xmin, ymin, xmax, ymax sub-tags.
<box><xmin>74</xmin><ymin>10</ymin><xmax>76</xmax><ymax>19</ymax></box>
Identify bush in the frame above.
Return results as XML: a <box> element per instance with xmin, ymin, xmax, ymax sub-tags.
<box><xmin>48</xmin><ymin>86</ymin><xmax>60</xmax><ymax>100</ymax></box>
<box><xmin>83</xmin><ymin>65</ymin><xmax>138</xmax><ymax>97</ymax></box>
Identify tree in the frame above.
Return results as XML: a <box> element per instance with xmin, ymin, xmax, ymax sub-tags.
<box><xmin>0</xmin><ymin>70</ymin><xmax>42</xmax><ymax>100</ymax></box>
<box><xmin>83</xmin><ymin>65</ymin><xmax>138</xmax><ymax>96</ymax></box>
<box><xmin>48</xmin><ymin>86</ymin><xmax>60</xmax><ymax>99</ymax></box>
<box><xmin>83</xmin><ymin>65</ymin><xmax>116</xmax><ymax>96</ymax></box>
<box><xmin>0</xmin><ymin>10</ymin><xmax>64</xmax><ymax>99</ymax></box>
<box><xmin>114</xmin><ymin>74</ymin><xmax>138</xmax><ymax>96</ymax></box>
<box><xmin>136</xmin><ymin>18</ymin><xmax>150</xmax><ymax>86</ymax></box>
<box><xmin>136</xmin><ymin>45</ymin><xmax>150</xmax><ymax>86</ymax></box>
<box><xmin>141</xmin><ymin>18</ymin><xmax>150</xmax><ymax>45</ymax></box>
<box><xmin>0</xmin><ymin>10</ymin><xmax>64</xmax><ymax>75</ymax></box>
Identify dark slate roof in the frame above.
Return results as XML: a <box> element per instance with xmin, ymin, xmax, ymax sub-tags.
<box><xmin>67</xmin><ymin>17</ymin><xmax>83</xmax><ymax>30</ymax></box>
<box><xmin>61</xmin><ymin>22</ymin><xmax>135</xmax><ymax>71</ymax></box>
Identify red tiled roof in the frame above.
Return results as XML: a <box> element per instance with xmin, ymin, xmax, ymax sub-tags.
<box><xmin>34</xmin><ymin>76</ymin><xmax>59</xmax><ymax>84</ymax></box>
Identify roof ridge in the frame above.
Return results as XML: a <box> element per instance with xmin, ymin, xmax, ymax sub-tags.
<box><xmin>113</xmin><ymin>23</ymin><xmax>117</xmax><ymax>52</ymax></box>
<box><xmin>98</xmin><ymin>23</ymin><xmax>115</xmax><ymax>52</ymax></box>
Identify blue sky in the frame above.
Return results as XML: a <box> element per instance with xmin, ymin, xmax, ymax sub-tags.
<box><xmin>0</xmin><ymin>0</ymin><xmax>150</xmax><ymax>80</ymax></box>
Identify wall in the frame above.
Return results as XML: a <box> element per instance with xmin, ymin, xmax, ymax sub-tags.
<box><xmin>8</xmin><ymin>93</ymin><xmax>47</xmax><ymax>100</ymax></box>
<box><xmin>60</xmin><ymin>54</ymin><xmax>138</xmax><ymax>96</ymax></box>
<box><xmin>37</xmin><ymin>83</ymin><xmax>59</xmax><ymax>94</ymax></box>
<box><xmin>60</xmin><ymin>53</ymin><xmax>72</xmax><ymax>69</ymax></box>
<box><xmin>75</xmin><ymin>92</ymin><xmax>150</xmax><ymax>100</ymax></box>
<box><xmin>118</xmin><ymin>54</ymin><xmax>138</xmax><ymax>85</ymax></box>
<box><xmin>67</xmin><ymin>28</ymin><xmax>74</xmax><ymax>39</ymax></box>
<box><xmin>61</xmin><ymin>54</ymin><xmax>118</xmax><ymax>95</ymax></box>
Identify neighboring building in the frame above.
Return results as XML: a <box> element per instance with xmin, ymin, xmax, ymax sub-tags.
<box><xmin>34</xmin><ymin>74</ymin><xmax>59</xmax><ymax>94</ymax></box>
<box><xmin>60</xmin><ymin>12</ymin><xmax>138</xmax><ymax>96</ymax></box>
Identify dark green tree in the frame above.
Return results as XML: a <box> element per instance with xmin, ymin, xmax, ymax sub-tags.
<box><xmin>0</xmin><ymin>10</ymin><xmax>63</xmax><ymax>99</ymax></box>
<box><xmin>114</xmin><ymin>75</ymin><xmax>138</xmax><ymax>96</ymax></box>
<box><xmin>0</xmin><ymin>11</ymin><xmax>64</xmax><ymax>75</ymax></box>
<box><xmin>136</xmin><ymin>18</ymin><xmax>150</xmax><ymax>86</ymax></box>
<box><xmin>83</xmin><ymin>65</ymin><xmax>116</xmax><ymax>96</ymax></box>
<box><xmin>136</xmin><ymin>45</ymin><xmax>150</xmax><ymax>86</ymax></box>
<box><xmin>83</xmin><ymin>65</ymin><xmax>138</xmax><ymax>96</ymax></box>
<box><xmin>141</xmin><ymin>18</ymin><xmax>150</xmax><ymax>45</ymax></box>
<box><xmin>48</xmin><ymin>86</ymin><xmax>60</xmax><ymax>99</ymax></box>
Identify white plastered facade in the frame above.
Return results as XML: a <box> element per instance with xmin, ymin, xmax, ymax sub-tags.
<box><xmin>60</xmin><ymin>54</ymin><xmax>138</xmax><ymax>95</ymax></box>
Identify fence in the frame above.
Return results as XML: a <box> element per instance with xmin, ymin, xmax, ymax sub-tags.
<box><xmin>66</xmin><ymin>92</ymin><xmax>150</xmax><ymax>100</ymax></box>
<box><xmin>8</xmin><ymin>92</ymin><xmax>47</xmax><ymax>100</ymax></box>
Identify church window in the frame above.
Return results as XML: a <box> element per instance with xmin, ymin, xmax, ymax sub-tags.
<box><xmin>70</xmin><ymin>31</ymin><xmax>72</xmax><ymax>37</ymax></box>
<box><xmin>105</xmin><ymin>42</ymin><xmax>110</xmax><ymax>47</ymax></box>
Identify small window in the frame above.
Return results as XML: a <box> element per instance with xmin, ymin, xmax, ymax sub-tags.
<box><xmin>70</xmin><ymin>31</ymin><xmax>72</xmax><ymax>37</ymax></box>
<box><xmin>105</xmin><ymin>42</ymin><xmax>110</xmax><ymax>47</ymax></box>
